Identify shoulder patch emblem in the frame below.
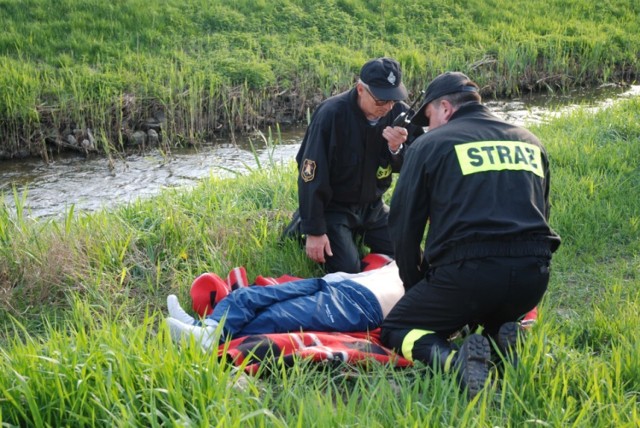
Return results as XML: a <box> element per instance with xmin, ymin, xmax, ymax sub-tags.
<box><xmin>301</xmin><ymin>159</ymin><xmax>317</xmax><ymax>182</ymax></box>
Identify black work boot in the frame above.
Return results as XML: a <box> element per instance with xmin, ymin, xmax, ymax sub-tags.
<box><xmin>495</xmin><ymin>321</ymin><xmax>524</xmax><ymax>368</ymax></box>
<box><xmin>453</xmin><ymin>334</ymin><xmax>491</xmax><ymax>399</ymax></box>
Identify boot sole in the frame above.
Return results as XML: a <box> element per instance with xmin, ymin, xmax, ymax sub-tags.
<box><xmin>497</xmin><ymin>321</ymin><xmax>522</xmax><ymax>367</ymax></box>
<box><xmin>457</xmin><ymin>334</ymin><xmax>491</xmax><ymax>399</ymax></box>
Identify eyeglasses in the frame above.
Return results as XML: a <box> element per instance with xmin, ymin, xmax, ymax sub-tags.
<box><xmin>362</xmin><ymin>84</ymin><xmax>395</xmax><ymax>107</ymax></box>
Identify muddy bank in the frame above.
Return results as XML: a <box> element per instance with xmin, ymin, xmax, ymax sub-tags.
<box><xmin>1</xmin><ymin>80</ymin><xmax>636</xmax><ymax>162</ymax></box>
<box><xmin>0</xmin><ymin>88</ymin><xmax>322</xmax><ymax>162</ymax></box>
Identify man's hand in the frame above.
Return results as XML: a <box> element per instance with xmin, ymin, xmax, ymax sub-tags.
<box><xmin>382</xmin><ymin>126</ymin><xmax>408</xmax><ymax>153</ymax></box>
<box><xmin>305</xmin><ymin>234</ymin><xmax>333</xmax><ymax>263</ymax></box>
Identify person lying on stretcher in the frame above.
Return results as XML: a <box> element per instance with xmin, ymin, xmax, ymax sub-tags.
<box><xmin>166</xmin><ymin>254</ymin><xmax>403</xmax><ymax>350</ymax></box>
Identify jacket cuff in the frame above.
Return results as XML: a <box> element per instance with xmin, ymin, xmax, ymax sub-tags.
<box><xmin>300</xmin><ymin>218</ymin><xmax>326</xmax><ymax>236</ymax></box>
<box><xmin>389</xmin><ymin>144</ymin><xmax>404</xmax><ymax>155</ymax></box>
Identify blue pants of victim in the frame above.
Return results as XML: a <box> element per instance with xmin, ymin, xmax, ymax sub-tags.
<box><xmin>209</xmin><ymin>277</ymin><xmax>382</xmax><ymax>341</ymax></box>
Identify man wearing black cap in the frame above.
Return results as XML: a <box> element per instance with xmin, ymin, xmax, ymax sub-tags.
<box><xmin>295</xmin><ymin>57</ymin><xmax>423</xmax><ymax>273</ymax></box>
<box><xmin>380</xmin><ymin>72</ymin><xmax>561</xmax><ymax>398</ymax></box>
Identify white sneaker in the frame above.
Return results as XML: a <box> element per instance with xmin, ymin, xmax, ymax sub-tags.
<box><xmin>167</xmin><ymin>317</ymin><xmax>219</xmax><ymax>351</ymax></box>
<box><xmin>167</xmin><ymin>295</ymin><xmax>196</xmax><ymax>325</ymax></box>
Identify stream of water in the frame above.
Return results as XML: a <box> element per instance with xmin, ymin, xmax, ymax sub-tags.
<box><xmin>1</xmin><ymin>84</ymin><xmax>639</xmax><ymax>219</ymax></box>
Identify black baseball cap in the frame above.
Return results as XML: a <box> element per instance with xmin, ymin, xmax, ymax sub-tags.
<box><xmin>359</xmin><ymin>57</ymin><xmax>408</xmax><ymax>101</ymax></box>
<box><xmin>411</xmin><ymin>72</ymin><xmax>479</xmax><ymax>127</ymax></box>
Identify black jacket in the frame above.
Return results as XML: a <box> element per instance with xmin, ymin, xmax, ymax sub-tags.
<box><xmin>389</xmin><ymin>102</ymin><xmax>561</xmax><ymax>288</ymax></box>
<box><xmin>296</xmin><ymin>88</ymin><xmax>421</xmax><ymax>235</ymax></box>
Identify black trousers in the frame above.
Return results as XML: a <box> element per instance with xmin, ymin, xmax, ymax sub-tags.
<box><xmin>323</xmin><ymin>199</ymin><xmax>394</xmax><ymax>273</ymax></box>
<box><xmin>380</xmin><ymin>256</ymin><xmax>550</xmax><ymax>364</ymax></box>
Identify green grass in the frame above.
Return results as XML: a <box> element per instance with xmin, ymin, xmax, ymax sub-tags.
<box><xmin>0</xmin><ymin>96</ymin><xmax>639</xmax><ymax>425</ymax></box>
<box><xmin>1</xmin><ymin>0</ymin><xmax>639</xmax><ymax>157</ymax></box>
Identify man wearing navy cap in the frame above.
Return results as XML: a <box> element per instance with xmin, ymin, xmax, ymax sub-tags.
<box><xmin>380</xmin><ymin>72</ymin><xmax>561</xmax><ymax>398</ymax></box>
<box><xmin>294</xmin><ymin>57</ymin><xmax>423</xmax><ymax>273</ymax></box>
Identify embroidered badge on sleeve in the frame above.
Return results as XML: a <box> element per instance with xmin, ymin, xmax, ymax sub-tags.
<box><xmin>301</xmin><ymin>159</ymin><xmax>316</xmax><ymax>182</ymax></box>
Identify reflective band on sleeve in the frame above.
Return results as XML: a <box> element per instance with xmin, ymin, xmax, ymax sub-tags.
<box><xmin>455</xmin><ymin>141</ymin><xmax>544</xmax><ymax>177</ymax></box>
<box><xmin>401</xmin><ymin>329</ymin><xmax>434</xmax><ymax>362</ymax></box>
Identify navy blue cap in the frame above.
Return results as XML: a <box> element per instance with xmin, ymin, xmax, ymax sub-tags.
<box><xmin>411</xmin><ymin>72</ymin><xmax>479</xmax><ymax>127</ymax></box>
<box><xmin>359</xmin><ymin>57</ymin><xmax>408</xmax><ymax>101</ymax></box>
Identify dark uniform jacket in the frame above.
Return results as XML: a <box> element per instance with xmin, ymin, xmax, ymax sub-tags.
<box><xmin>296</xmin><ymin>88</ymin><xmax>420</xmax><ymax>236</ymax></box>
<box><xmin>389</xmin><ymin>102</ymin><xmax>561</xmax><ymax>288</ymax></box>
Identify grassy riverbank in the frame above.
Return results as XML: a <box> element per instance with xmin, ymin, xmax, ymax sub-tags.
<box><xmin>1</xmin><ymin>0</ymin><xmax>639</xmax><ymax>158</ymax></box>
<box><xmin>1</xmin><ymin>97</ymin><xmax>639</xmax><ymax>425</ymax></box>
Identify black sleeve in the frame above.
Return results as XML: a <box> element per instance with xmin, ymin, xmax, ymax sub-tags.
<box><xmin>388</xmin><ymin>140</ymin><xmax>431</xmax><ymax>289</ymax></box>
<box><xmin>296</xmin><ymin>108</ymin><xmax>336</xmax><ymax>236</ymax></box>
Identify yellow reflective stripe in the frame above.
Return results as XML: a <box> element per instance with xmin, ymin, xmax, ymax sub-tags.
<box><xmin>401</xmin><ymin>329</ymin><xmax>433</xmax><ymax>362</ymax></box>
<box><xmin>454</xmin><ymin>140</ymin><xmax>544</xmax><ymax>178</ymax></box>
